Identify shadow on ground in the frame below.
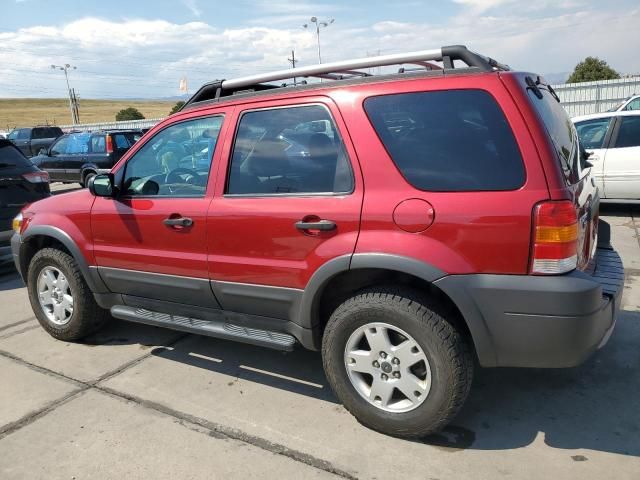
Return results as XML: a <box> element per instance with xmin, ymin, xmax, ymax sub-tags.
<box><xmin>148</xmin><ymin>310</ymin><xmax>640</xmax><ymax>457</ymax></box>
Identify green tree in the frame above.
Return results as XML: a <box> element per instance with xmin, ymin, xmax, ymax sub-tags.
<box><xmin>169</xmin><ymin>101</ymin><xmax>185</xmax><ymax>115</ymax></box>
<box><xmin>115</xmin><ymin>107</ymin><xmax>145</xmax><ymax>121</ymax></box>
<box><xmin>566</xmin><ymin>57</ymin><xmax>620</xmax><ymax>83</ymax></box>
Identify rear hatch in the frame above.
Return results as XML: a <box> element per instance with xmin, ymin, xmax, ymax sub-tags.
<box><xmin>0</xmin><ymin>140</ymin><xmax>50</xmax><ymax>241</ymax></box>
<box><xmin>519</xmin><ymin>76</ymin><xmax>599</xmax><ymax>271</ymax></box>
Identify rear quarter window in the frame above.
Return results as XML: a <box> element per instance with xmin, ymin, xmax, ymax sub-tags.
<box><xmin>363</xmin><ymin>89</ymin><xmax>525</xmax><ymax>191</ymax></box>
<box><xmin>525</xmin><ymin>83</ymin><xmax>580</xmax><ymax>184</ymax></box>
<box><xmin>32</xmin><ymin>127</ymin><xmax>62</xmax><ymax>139</ymax></box>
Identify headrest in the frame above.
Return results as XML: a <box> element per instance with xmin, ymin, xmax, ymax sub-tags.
<box><xmin>245</xmin><ymin>139</ymin><xmax>290</xmax><ymax>177</ymax></box>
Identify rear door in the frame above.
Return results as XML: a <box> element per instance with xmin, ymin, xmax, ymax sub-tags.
<box><xmin>207</xmin><ymin>98</ymin><xmax>362</xmax><ymax>319</ymax></box>
<box><xmin>602</xmin><ymin>115</ymin><xmax>640</xmax><ymax>200</ymax></box>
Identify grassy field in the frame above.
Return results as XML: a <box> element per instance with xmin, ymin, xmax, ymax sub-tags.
<box><xmin>0</xmin><ymin>98</ymin><xmax>176</xmax><ymax>130</ymax></box>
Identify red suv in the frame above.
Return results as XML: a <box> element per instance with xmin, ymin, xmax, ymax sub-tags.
<box><xmin>11</xmin><ymin>46</ymin><xmax>623</xmax><ymax>438</ymax></box>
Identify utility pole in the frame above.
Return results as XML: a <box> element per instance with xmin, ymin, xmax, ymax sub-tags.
<box><xmin>287</xmin><ymin>50</ymin><xmax>298</xmax><ymax>85</ymax></box>
<box><xmin>302</xmin><ymin>17</ymin><xmax>334</xmax><ymax>64</ymax></box>
<box><xmin>51</xmin><ymin>64</ymin><xmax>79</xmax><ymax>124</ymax></box>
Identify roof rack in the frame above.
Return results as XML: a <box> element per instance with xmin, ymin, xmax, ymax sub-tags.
<box><xmin>183</xmin><ymin>45</ymin><xmax>509</xmax><ymax>109</ymax></box>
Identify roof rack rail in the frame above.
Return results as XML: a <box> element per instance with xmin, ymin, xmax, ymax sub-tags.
<box><xmin>182</xmin><ymin>45</ymin><xmax>509</xmax><ymax>109</ymax></box>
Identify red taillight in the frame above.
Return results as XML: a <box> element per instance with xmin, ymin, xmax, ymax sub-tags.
<box><xmin>22</xmin><ymin>171</ymin><xmax>49</xmax><ymax>184</ymax></box>
<box><xmin>106</xmin><ymin>135</ymin><xmax>113</xmax><ymax>153</ymax></box>
<box><xmin>530</xmin><ymin>200</ymin><xmax>578</xmax><ymax>275</ymax></box>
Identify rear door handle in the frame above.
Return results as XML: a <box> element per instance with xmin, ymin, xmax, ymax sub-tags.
<box><xmin>295</xmin><ymin>219</ymin><xmax>336</xmax><ymax>231</ymax></box>
<box><xmin>163</xmin><ymin>217</ymin><xmax>193</xmax><ymax>227</ymax></box>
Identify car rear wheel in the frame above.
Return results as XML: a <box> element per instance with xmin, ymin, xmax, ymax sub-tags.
<box><xmin>322</xmin><ymin>286</ymin><xmax>473</xmax><ymax>438</ymax></box>
<box><xmin>27</xmin><ymin>247</ymin><xmax>109</xmax><ymax>341</ymax></box>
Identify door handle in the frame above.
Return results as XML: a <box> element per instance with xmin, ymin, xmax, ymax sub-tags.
<box><xmin>295</xmin><ymin>219</ymin><xmax>336</xmax><ymax>231</ymax></box>
<box><xmin>163</xmin><ymin>217</ymin><xmax>193</xmax><ymax>227</ymax></box>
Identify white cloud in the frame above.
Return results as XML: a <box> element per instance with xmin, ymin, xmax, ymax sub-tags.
<box><xmin>0</xmin><ymin>4</ymin><xmax>638</xmax><ymax>100</ymax></box>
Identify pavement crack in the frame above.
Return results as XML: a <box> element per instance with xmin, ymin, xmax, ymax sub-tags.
<box><xmin>0</xmin><ymin>349</ymin><xmax>87</xmax><ymax>388</ymax></box>
<box><xmin>96</xmin><ymin>385</ymin><xmax>358</xmax><ymax>480</ymax></box>
<box><xmin>631</xmin><ymin>209</ymin><xmax>640</xmax><ymax>250</ymax></box>
<box><xmin>0</xmin><ymin>317</ymin><xmax>35</xmax><ymax>333</ymax></box>
<box><xmin>0</xmin><ymin>323</ymin><xmax>39</xmax><ymax>340</ymax></box>
<box><xmin>0</xmin><ymin>388</ymin><xmax>89</xmax><ymax>440</ymax></box>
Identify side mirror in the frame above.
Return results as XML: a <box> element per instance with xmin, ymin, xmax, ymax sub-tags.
<box><xmin>38</xmin><ymin>148</ymin><xmax>48</xmax><ymax>156</ymax></box>
<box><xmin>88</xmin><ymin>173</ymin><xmax>114</xmax><ymax>197</ymax></box>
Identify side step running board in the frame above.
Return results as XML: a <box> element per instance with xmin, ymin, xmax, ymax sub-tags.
<box><xmin>110</xmin><ymin>305</ymin><xmax>297</xmax><ymax>351</ymax></box>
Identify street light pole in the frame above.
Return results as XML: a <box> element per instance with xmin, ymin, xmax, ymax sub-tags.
<box><xmin>302</xmin><ymin>17</ymin><xmax>334</xmax><ymax>64</ymax></box>
<box><xmin>51</xmin><ymin>64</ymin><xmax>78</xmax><ymax>124</ymax></box>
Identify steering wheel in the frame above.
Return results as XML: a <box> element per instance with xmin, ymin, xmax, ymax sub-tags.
<box><xmin>165</xmin><ymin>167</ymin><xmax>199</xmax><ymax>186</ymax></box>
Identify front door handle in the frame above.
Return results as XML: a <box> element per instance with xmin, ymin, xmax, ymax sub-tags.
<box><xmin>163</xmin><ymin>216</ymin><xmax>193</xmax><ymax>227</ymax></box>
<box><xmin>295</xmin><ymin>219</ymin><xmax>336</xmax><ymax>231</ymax></box>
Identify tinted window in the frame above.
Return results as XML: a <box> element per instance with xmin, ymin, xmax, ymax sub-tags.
<box><xmin>7</xmin><ymin>130</ymin><xmax>18</xmax><ymax>140</ymax></box>
<box><xmin>0</xmin><ymin>143</ymin><xmax>31</xmax><ymax>167</ymax></box>
<box><xmin>226</xmin><ymin>105</ymin><xmax>353</xmax><ymax>195</ymax></box>
<box><xmin>123</xmin><ymin>116</ymin><xmax>223</xmax><ymax>197</ymax></box>
<box><xmin>575</xmin><ymin>117</ymin><xmax>612</xmax><ymax>150</ymax></box>
<box><xmin>614</xmin><ymin>116</ymin><xmax>640</xmax><ymax>148</ymax></box>
<box><xmin>32</xmin><ymin>127</ymin><xmax>61</xmax><ymax>139</ymax></box>
<box><xmin>527</xmin><ymin>85</ymin><xmax>580</xmax><ymax>184</ymax></box>
<box><xmin>364</xmin><ymin>90</ymin><xmax>524</xmax><ymax>191</ymax></box>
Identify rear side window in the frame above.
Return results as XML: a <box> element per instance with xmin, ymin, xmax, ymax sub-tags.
<box><xmin>226</xmin><ymin>105</ymin><xmax>354</xmax><ymax>195</ymax></box>
<box><xmin>575</xmin><ymin>118</ymin><xmax>612</xmax><ymax>150</ymax></box>
<box><xmin>32</xmin><ymin>127</ymin><xmax>61</xmax><ymax>139</ymax></box>
<box><xmin>0</xmin><ymin>142</ymin><xmax>31</xmax><ymax>167</ymax></box>
<box><xmin>526</xmin><ymin>84</ymin><xmax>580</xmax><ymax>184</ymax></box>
<box><xmin>613</xmin><ymin>116</ymin><xmax>640</xmax><ymax>148</ymax></box>
<box><xmin>364</xmin><ymin>90</ymin><xmax>524</xmax><ymax>192</ymax></box>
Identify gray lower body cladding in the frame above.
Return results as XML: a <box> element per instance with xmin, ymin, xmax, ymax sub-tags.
<box><xmin>434</xmin><ymin>247</ymin><xmax>623</xmax><ymax>368</ymax></box>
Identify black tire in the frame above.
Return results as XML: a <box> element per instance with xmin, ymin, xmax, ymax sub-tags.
<box><xmin>27</xmin><ymin>247</ymin><xmax>109</xmax><ymax>341</ymax></box>
<box><xmin>82</xmin><ymin>171</ymin><xmax>96</xmax><ymax>188</ymax></box>
<box><xmin>322</xmin><ymin>286</ymin><xmax>473</xmax><ymax>438</ymax></box>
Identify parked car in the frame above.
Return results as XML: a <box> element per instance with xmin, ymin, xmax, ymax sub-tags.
<box><xmin>0</xmin><ymin>139</ymin><xmax>50</xmax><ymax>267</ymax></box>
<box><xmin>31</xmin><ymin>130</ymin><xmax>142</xmax><ymax>186</ymax></box>
<box><xmin>607</xmin><ymin>94</ymin><xmax>640</xmax><ymax>112</ymax></box>
<box><xmin>10</xmin><ymin>46</ymin><xmax>622</xmax><ymax>438</ymax></box>
<box><xmin>573</xmin><ymin>110</ymin><xmax>640</xmax><ymax>202</ymax></box>
<box><xmin>7</xmin><ymin>126</ymin><xmax>63</xmax><ymax>158</ymax></box>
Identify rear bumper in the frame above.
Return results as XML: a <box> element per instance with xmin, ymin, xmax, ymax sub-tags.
<box><xmin>435</xmin><ymin>247</ymin><xmax>623</xmax><ymax>368</ymax></box>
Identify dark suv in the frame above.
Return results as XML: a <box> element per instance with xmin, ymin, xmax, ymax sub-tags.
<box><xmin>0</xmin><ymin>139</ymin><xmax>50</xmax><ymax>267</ymax></box>
<box><xmin>31</xmin><ymin>130</ymin><xmax>142</xmax><ymax>186</ymax></box>
<box><xmin>10</xmin><ymin>46</ymin><xmax>623</xmax><ymax>438</ymax></box>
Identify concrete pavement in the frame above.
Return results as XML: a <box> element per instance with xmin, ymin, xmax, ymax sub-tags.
<box><xmin>1</xmin><ymin>204</ymin><xmax>639</xmax><ymax>479</ymax></box>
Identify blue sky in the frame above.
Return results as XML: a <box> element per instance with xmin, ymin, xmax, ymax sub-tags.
<box><xmin>1</xmin><ymin>0</ymin><xmax>639</xmax><ymax>99</ymax></box>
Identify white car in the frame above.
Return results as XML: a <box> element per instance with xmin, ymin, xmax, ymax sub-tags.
<box><xmin>607</xmin><ymin>94</ymin><xmax>640</xmax><ymax>112</ymax></box>
<box><xmin>573</xmin><ymin>110</ymin><xmax>640</xmax><ymax>202</ymax></box>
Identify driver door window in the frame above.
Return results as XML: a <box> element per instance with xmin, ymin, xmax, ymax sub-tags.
<box><xmin>123</xmin><ymin>116</ymin><xmax>223</xmax><ymax>197</ymax></box>
<box><xmin>50</xmin><ymin>136</ymin><xmax>71</xmax><ymax>155</ymax></box>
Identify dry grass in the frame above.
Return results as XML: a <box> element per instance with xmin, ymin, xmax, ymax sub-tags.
<box><xmin>0</xmin><ymin>98</ymin><xmax>176</xmax><ymax>130</ymax></box>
